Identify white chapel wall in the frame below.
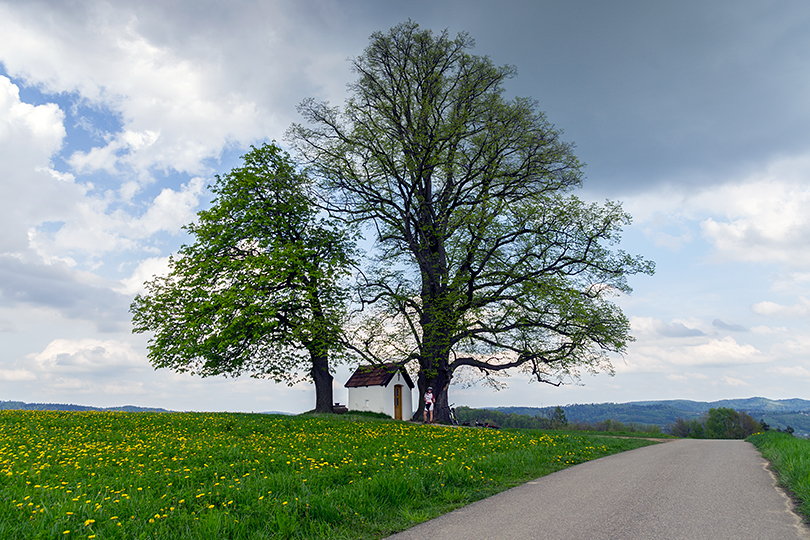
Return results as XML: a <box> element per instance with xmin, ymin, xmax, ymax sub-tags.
<box><xmin>346</xmin><ymin>370</ymin><xmax>414</xmax><ymax>418</ymax></box>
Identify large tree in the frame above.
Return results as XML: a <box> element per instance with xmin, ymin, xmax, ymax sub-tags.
<box><xmin>130</xmin><ymin>143</ymin><xmax>355</xmax><ymax>412</ymax></box>
<box><xmin>290</xmin><ymin>22</ymin><xmax>653</xmax><ymax>421</ymax></box>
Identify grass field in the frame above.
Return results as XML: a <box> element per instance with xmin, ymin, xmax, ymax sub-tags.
<box><xmin>0</xmin><ymin>410</ymin><xmax>654</xmax><ymax>539</ymax></box>
<box><xmin>748</xmin><ymin>431</ymin><xmax>810</xmax><ymax>522</ymax></box>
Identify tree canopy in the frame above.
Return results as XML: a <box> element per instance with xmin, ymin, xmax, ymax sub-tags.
<box><xmin>130</xmin><ymin>143</ymin><xmax>355</xmax><ymax>412</ymax></box>
<box><xmin>291</xmin><ymin>21</ymin><xmax>653</xmax><ymax>421</ymax></box>
<box><xmin>670</xmin><ymin>408</ymin><xmax>764</xmax><ymax>439</ymax></box>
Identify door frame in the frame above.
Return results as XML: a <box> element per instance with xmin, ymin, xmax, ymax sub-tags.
<box><xmin>393</xmin><ymin>384</ymin><xmax>403</xmax><ymax>420</ymax></box>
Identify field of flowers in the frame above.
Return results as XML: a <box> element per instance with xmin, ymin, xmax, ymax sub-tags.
<box><xmin>0</xmin><ymin>410</ymin><xmax>653</xmax><ymax>539</ymax></box>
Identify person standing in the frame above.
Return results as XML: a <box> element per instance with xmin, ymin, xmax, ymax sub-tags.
<box><xmin>423</xmin><ymin>387</ymin><xmax>435</xmax><ymax>423</ymax></box>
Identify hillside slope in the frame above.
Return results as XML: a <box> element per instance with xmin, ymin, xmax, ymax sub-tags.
<box><xmin>0</xmin><ymin>400</ymin><xmax>170</xmax><ymax>413</ymax></box>
<box><xmin>492</xmin><ymin>397</ymin><xmax>810</xmax><ymax>436</ymax></box>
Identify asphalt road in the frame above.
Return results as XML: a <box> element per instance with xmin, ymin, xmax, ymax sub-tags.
<box><xmin>387</xmin><ymin>439</ymin><xmax>810</xmax><ymax>540</ymax></box>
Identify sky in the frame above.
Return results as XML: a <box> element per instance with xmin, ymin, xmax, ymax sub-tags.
<box><xmin>2</xmin><ymin>0</ymin><xmax>810</xmax><ymax>413</ymax></box>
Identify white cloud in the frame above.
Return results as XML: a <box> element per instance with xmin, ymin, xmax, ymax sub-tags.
<box><xmin>0</xmin><ymin>3</ymin><xmax>260</xmax><ymax>177</ymax></box>
<box><xmin>0</xmin><ymin>255</ymin><xmax>131</xmax><ymax>331</ymax></box>
<box><xmin>6</xmin><ymin>334</ymin><xmax>320</xmax><ymax>410</ymax></box>
<box><xmin>750</xmin><ymin>325</ymin><xmax>788</xmax><ymax>335</ymax></box>
<box><xmin>774</xmin><ymin>334</ymin><xmax>810</xmax><ymax>356</ymax></box>
<box><xmin>28</xmin><ymin>175</ymin><xmax>206</xmax><ymax>266</ymax></box>
<box><xmin>630</xmin><ymin>316</ymin><xmax>705</xmax><ymax>338</ymax></box>
<box><xmin>0</xmin><ymin>73</ymin><xmax>207</xmax><ymax>270</ymax></box>
<box><xmin>0</xmin><ymin>336</ymin><xmax>154</xmax><ymax>403</ymax></box>
<box><xmin>0</xmin><ymin>2</ymin><xmax>359</xmax><ymax>180</ymax></box>
<box><xmin>719</xmin><ymin>375</ymin><xmax>748</xmax><ymax>387</ymax></box>
<box><xmin>678</xmin><ymin>337</ymin><xmax>763</xmax><ymax>366</ymax></box>
<box><xmin>698</xmin><ymin>156</ymin><xmax>810</xmax><ymax>263</ymax></box>
<box><xmin>752</xmin><ymin>297</ymin><xmax>810</xmax><ymax>317</ymax></box>
<box><xmin>0</xmin><ymin>74</ymin><xmax>205</xmax><ymax>346</ymax></box>
<box><xmin>0</xmin><ymin>369</ymin><xmax>36</xmax><ymax>381</ymax></box>
<box><xmin>0</xmin><ymin>75</ymin><xmax>76</xmax><ymax>254</ymax></box>
<box><xmin>625</xmin><ymin>152</ymin><xmax>810</xmax><ymax>268</ymax></box>
<box><xmin>29</xmin><ymin>338</ymin><xmax>146</xmax><ymax>376</ymax></box>
<box><xmin>621</xmin><ymin>323</ymin><xmax>767</xmax><ymax>375</ymax></box>
<box><xmin>771</xmin><ymin>272</ymin><xmax>810</xmax><ymax>293</ymax></box>
<box><xmin>136</xmin><ymin>177</ymin><xmax>205</xmax><ymax>236</ymax></box>
<box><xmin>768</xmin><ymin>365</ymin><xmax>810</xmax><ymax>379</ymax></box>
<box><xmin>118</xmin><ymin>256</ymin><xmax>171</xmax><ymax>295</ymax></box>
<box><xmin>0</xmin><ymin>1</ymin><xmax>358</xmax><ymax>279</ymax></box>
<box><xmin>0</xmin><ymin>80</ymin><xmax>63</xmax><ymax>145</ymax></box>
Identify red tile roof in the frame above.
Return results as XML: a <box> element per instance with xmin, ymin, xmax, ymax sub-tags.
<box><xmin>344</xmin><ymin>363</ymin><xmax>414</xmax><ymax>389</ymax></box>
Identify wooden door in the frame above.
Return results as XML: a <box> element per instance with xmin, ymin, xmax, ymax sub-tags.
<box><xmin>394</xmin><ymin>385</ymin><xmax>403</xmax><ymax>420</ymax></box>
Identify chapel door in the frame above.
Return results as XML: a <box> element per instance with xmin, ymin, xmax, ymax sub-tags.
<box><xmin>394</xmin><ymin>385</ymin><xmax>403</xmax><ymax>420</ymax></box>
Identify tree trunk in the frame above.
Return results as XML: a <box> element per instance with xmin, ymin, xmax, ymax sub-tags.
<box><xmin>414</xmin><ymin>367</ymin><xmax>452</xmax><ymax>422</ymax></box>
<box><xmin>413</xmin><ymin>275</ymin><xmax>456</xmax><ymax>422</ymax></box>
<box><xmin>310</xmin><ymin>351</ymin><xmax>334</xmax><ymax>413</ymax></box>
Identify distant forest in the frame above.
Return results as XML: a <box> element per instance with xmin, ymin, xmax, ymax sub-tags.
<box><xmin>0</xmin><ymin>401</ymin><xmax>169</xmax><ymax>413</ymax></box>
<box><xmin>454</xmin><ymin>406</ymin><xmax>663</xmax><ymax>434</ymax></box>
<box><xmin>485</xmin><ymin>397</ymin><xmax>810</xmax><ymax>437</ymax></box>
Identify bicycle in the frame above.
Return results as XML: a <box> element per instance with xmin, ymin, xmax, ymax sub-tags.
<box><xmin>438</xmin><ymin>403</ymin><xmax>459</xmax><ymax>426</ymax></box>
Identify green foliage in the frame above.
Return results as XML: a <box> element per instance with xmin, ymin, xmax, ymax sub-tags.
<box><xmin>756</xmin><ymin>413</ymin><xmax>810</xmax><ymax>437</ymax></box>
<box><xmin>492</xmin><ymin>399</ymin><xmax>810</xmax><ymax>437</ymax></box>
<box><xmin>0</xmin><ymin>410</ymin><xmax>654</xmax><ymax>539</ymax></box>
<box><xmin>291</xmin><ymin>20</ymin><xmax>654</xmax><ymax>416</ymax></box>
<box><xmin>130</xmin><ymin>143</ymin><xmax>355</xmax><ymax>409</ymax></box>
<box><xmin>550</xmin><ymin>406</ymin><xmax>568</xmax><ymax>429</ymax></box>
<box><xmin>455</xmin><ymin>406</ymin><xmax>554</xmax><ymax>429</ymax></box>
<box><xmin>670</xmin><ymin>408</ymin><xmax>763</xmax><ymax>439</ymax></box>
<box><xmin>748</xmin><ymin>431</ymin><xmax>810</xmax><ymax>520</ymax></box>
<box><xmin>670</xmin><ymin>418</ymin><xmax>706</xmax><ymax>438</ymax></box>
<box><xmin>455</xmin><ymin>406</ymin><xmax>662</xmax><ymax>436</ymax></box>
<box><xmin>493</xmin><ymin>403</ymin><xmax>697</xmax><ymax>426</ymax></box>
<box><xmin>346</xmin><ymin>410</ymin><xmax>393</xmax><ymax>420</ymax></box>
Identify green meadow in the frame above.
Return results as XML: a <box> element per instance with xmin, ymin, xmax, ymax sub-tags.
<box><xmin>0</xmin><ymin>410</ymin><xmax>654</xmax><ymax>539</ymax></box>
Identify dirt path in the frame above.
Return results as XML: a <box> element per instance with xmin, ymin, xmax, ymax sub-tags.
<box><xmin>387</xmin><ymin>439</ymin><xmax>810</xmax><ymax>540</ymax></box>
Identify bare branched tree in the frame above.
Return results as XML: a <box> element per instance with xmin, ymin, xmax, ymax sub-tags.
<box><xmin>290</xmin><ymin>22</ymin><xmax>653</xmax><ymax>421</ymax></box>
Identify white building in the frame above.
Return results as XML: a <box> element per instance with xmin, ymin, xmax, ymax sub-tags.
<box><xmin>344</xmin><ymin>363</ymin><xmax>415</xmax><ymax>420</ymax></box>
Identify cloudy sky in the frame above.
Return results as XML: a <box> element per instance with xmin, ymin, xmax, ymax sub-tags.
<box><xmin>2</xmin><ymin>0</ymin><xmax>810</xmax><ymax>413</ymax></box>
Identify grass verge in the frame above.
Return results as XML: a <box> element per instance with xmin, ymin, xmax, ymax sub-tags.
<box><xmin>0</xmin><ymin>410</ymin><xmax>655</xmax><ymax>539</ymax></box>
<box><xmin>543</xmin><ymin>428</ymin><xmax>674</xmax><ymax>439</ymax></box>
<box><xmin>748</xmin><ymin>431</ymin><xmax>810</xmax><ymax>522</ymax></box>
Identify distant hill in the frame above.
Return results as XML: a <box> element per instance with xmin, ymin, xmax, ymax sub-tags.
<box><xmin>0</xmin><ymin>400</ymin><xmax>171</xmax><ymax>413</ymax></box>
<box><xmin>0</xmin><ymin>401</ymin><xmax>299</xmax><ymax>415</ymax></box>
<box><xmin>491</xmin><ymin>397</ymin><xmax>810</xmax><ymax>437</ymax></box>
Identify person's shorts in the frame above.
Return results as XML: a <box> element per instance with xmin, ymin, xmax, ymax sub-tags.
<box><xmin>424</xmin><ymin>403</ymin><xmax>432</xmax><ymax>411</ymax></box>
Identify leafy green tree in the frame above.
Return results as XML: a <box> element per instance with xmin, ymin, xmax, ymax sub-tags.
<box><xmin>130</xmin><ymin>143</ymin><xmax>355</xmax><ymax>412</ymax></box>
<box><xmin>670</xmin><ymin>418</ymin><xmax>692</xmax><ymax>438</ymax></box>
<box><xmin>290</xmin><ymin>21</ymin><xmax>653</xmax><ymax>421</ymax></box>
<box><xmin>738</xmin><ymin>410</ymin><xmax>764</xmax><ymax>437</ymax></box>
<box><xmin>705</xmin><ymin>408</ymin><xmax>763</xmax><ymax>439</ymax></box>
<box><xmin>685</xmin><ymin>419</ymin><xmax>705</xmax><ymax>438</ymax></box>
<box><xmin>672</xmin><ymin>408</ymin><xmax>763</xmax><ymax>438</ymax></box>
<box><xmin>550</xmin><ymin>406</ymin><xmax>568</xmax><ymax>429</ymax></box>
<box><xmin>705</xmin><ymin>408</ymin><xmax>743</xmax><ymax>439</ymax></box>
